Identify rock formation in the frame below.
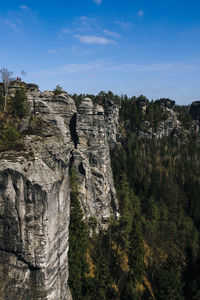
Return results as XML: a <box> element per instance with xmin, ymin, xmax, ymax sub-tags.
<box><xmin>138</xmin><ymin>99</ymin><xmax>181</xmax><ymax>139</ymax></box>
<box><xmin>0</xmin><ymin>85</ymin><xmax>119</xmax><ymax>299</ymax></box>
<box><xmin>73</xmin><ymin>98</ymin><xmax>118</xmax><ymax>228</ymax></box>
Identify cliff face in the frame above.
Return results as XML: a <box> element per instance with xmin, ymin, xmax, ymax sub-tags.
<box><xmin>0</xmin><ymin>86</ymin><xmax>119</xmax><ymax>299</ymax></box>
<box><xmin>74</xmin><ymin>98</ymin><xmax>118</xmax><ymax>228</ymax></box>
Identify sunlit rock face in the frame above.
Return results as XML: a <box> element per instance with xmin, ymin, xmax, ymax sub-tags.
<box><xmin>0</xmin><ymin>129</ymin><xmax>72</xmax><ymax>300</ymax></box>
<box><xmin>74</xmin><ymin>98</ymin><xmax>118</xmax><ymax>229</ymax></box>
<box><xmin>0</xmin><ymin>85</ymin><xmax>119</xmax><ymax>299</ymax></box>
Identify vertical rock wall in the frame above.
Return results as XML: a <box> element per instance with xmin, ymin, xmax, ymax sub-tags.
<box><xmin>0</xmin><ymin>157</ymin><xmax>71</xmax><ymax>300</ymax></box>
<box><xmin>73</xmin><ymin>98</ymin><xmax>118</xmax><ymax>228</ymax></box>
<box><xmin>0</xmin><ymin>86</ymin><xmax>119</xmax><ymax>299</ymax></box>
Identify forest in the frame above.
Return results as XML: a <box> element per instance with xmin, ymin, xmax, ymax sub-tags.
<box><xmin>68</xmin><ymin>92</ymin><xmax>200</xmax><ymax>300</ymax></box>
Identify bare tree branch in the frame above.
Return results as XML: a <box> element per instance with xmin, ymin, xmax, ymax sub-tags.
<box><xmin>0</xmin><ymin>68</ymin><xmax>13</xmax><ymax>110</ymax></box>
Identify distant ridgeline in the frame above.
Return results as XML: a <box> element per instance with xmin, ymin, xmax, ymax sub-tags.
<box><xmin>0</xmin><ymin>83</ymin><xmax>200</xmax><ymax>300</ymax></box>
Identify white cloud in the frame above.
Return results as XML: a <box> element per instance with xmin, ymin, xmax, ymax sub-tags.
<box><xmin>93</xmin><ymin>0</ymin><xmax>102</xmax><ymax>5</ymax></box>
<box><xmin>74</xmin><ymin>34</ymin><xmax>115</xmax><ymax>44</ymax></box>
<box><xmin>3</xmin><ymin>19</ymin><xmax>21</xmax><ymax>33</ymax></box>
<box><xmin>73</xmin><ymin>16</ymin><xmax>97</xmax><ymax>33</ymax></box>
<box><xmin>103</xmin><ymin>29</ymin><xmax>120</xmax><ymax>38</ymax></box>
<box><xmin>115</xmin><ymin>21</ymin><xmax>130</xmax><ymax>28</ymax></box>
<box><xmin>138</xmin><ymin>9</ymin><xmax>144</xmax><ymax>17</ymax></box>
<box><xmin>61</xmin><ymin>28</ymin><xmax>71</xmax><ymax>34</ymax></box>
<box><xmin>20</xmin><ymin>5</ymin><xmax>30</xmax><ymax>10</ymax></box>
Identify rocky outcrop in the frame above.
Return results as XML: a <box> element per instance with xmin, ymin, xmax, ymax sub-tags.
<box><xmin>137</xmin><ymin>97</ymin><xmax>149</xmax><ymax>112</ymax></box>
<box><xmin>138</xmin><ymin>99</ymin><xmax>180</xmax><ymax>139</ymax></box>
<box><xmin>154</xmin><ymin>98</ymin><xmax>175</xmax><ymax>110</ymax></box>
<box><xmin>0</xmin><ymin>84</ymin><xmax>119</xmax><ymax>299</ymax></box>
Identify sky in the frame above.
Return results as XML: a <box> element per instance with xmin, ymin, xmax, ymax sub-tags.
<box><xmin>0</xmin><ymin>0</ymin><xmax>200</xmax><ymax>104</ymax></box>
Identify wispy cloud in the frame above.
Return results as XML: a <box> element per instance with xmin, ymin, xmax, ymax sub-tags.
<box><xmin>59</xmin><ymin>16</ymin><xmax>97</xmax><ymax>38</ymax></box>
<box><xmin>93</xmin><ymin>0</ymin><xmax>102</xmax><ymax>5</ymax></box>
<box><xmin>59</xmin><ymin>28</ymin><xmax>71</xmax><ymax>39</ymax></box>
<box><xmin>35</xmin><ymin>60</ymin><xmax>197</xmax><ymax>79</ymax></box>
<box><xmin>138</xmin><ymin>9</ymin><xmax>144</xmax><ymax>17</ymax></box>
<box><xmin>103</xmin><ymin>29</ymin><xmax>120</xmax><ymax>38</ymax></box>
<box><xmin>71</xmin><ymin>46</ymin><xmax>95</xmax><ymax>56</ymax></box>
<box><xmin>61</xmin><ymin>28</ymin><xmax>71</xmax><ymax>34</ymax></box>
<box><xmin>109</xmin><ymin>62</ymin><xmax>196</xmax><ymax>73</ymax></box>
<box><xmin>36</xmin><ymin>60</ymin><xmax>107</xmax><ymax>77</ymax></box>
<box><xmin>3</xmin><ymin>19</ymin><xmax>21</xmax><ymax>33</ymax></box>
<box><xmin>79</xmin><ymin>16</ymin><xmax>96</xmax><ymax>22</ymax></box>
<box><xmin>47</xmin><ymin>49</ymin><xmax>57</xmax><ymax>54</ymax></box>
<box><xmin>115</xmin><ymin>20</ymin><xmax>130</xmax><ymax>28</ymax></box>
<box><xmin>76</xmin><ymin>16</ymin><xmax>96</xmax><ymax>31</ymax></box>
<box><xmin>74</xmin><ymin>34</ymin><xmax>115</xmax><ymax>44</ymax></box>
<box><xmin>20</xmin><ymin>5</ymin><xmax>30</xmax><ymax>11</ymax></box>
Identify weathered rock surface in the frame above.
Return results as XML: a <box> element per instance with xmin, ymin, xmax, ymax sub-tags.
<box><xmin>0</xmin><ymin>84</ymin><xmax>119</xmax><ymax>299</ymax></box>
<box><xmin>138</xmin><ymin>99</ymin><xmax>180</xmax><ymax>139</ymax></box>
<box><xmin>0</xmin><ymin>135</ymin><xmax>72</xmax><ymax>300</ymax></box>
<box><xmin>104</xmin><ymin>98</ymin><xmax>120</xmax><ymax>148</ymax></box>
<box><xmin>74</xmin><ymin>98</ymin><xmax>118</xmax><ymax>229</ymax></box>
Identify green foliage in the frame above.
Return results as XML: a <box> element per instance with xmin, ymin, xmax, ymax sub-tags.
<box><xmin>2</xmin><ymin>125</ymin><xmax>20</xmax><ymax>147</ymax></box>
<box><xmin>68</xmin><ymin>165</ymin><xmax>89</xmax><ymax>300</ymax></box>
<box><xmin>111</xmin><ymin>95</ymin><xmax>200</xmax><ymax>299</ymax></box>
<box><xmin>10</xmin><ymin>88</ymin><xmax>28</xmax><ymax>118</ymax></box>
<box><xmin>53</xmin><ymin>84</ymin><xmax>63</xmax><ymax>96</ymax></box>
<box><xmin>155</xmin><ymin>255</ymin><xmax>184</xmax><ymax>299</ymax></box>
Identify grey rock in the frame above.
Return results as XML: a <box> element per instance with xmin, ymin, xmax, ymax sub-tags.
<box><xmin>143</xmin><ymin>121</ymin><xmax>150</xmax><ymax>128</ymax></box>
<box><xmin>0</xmin><ymin>134</ymin><xmax>72</xmax><ymax>300</ymax></box>
<box><xmin>104</xmin><ymin>98</ymin><xmax>120</xmax><ymax>149</ymax></box>
<box><xmin>139</xmin><ymin>106</ymin><xmax>180</xmax><ymax>139</ymax></box>
<box><xmin>75</xmin><ymin>98</ymin><xmax>119</xmax><ymax>229</ymax></box>
<box><xmin>0</xmin><ymin>86</ymin><xmax>119</xmax><ymax>298</ymax></box>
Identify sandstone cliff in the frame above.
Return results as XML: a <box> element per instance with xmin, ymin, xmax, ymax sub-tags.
<box><xmin>0</xmin><ymin>84</ymin><xmax>119</xmax><ymax>299</ymax></box>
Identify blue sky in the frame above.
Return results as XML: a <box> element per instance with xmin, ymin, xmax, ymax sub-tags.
<box><xmin>1</xmin><ymin>0</ymin><xmax>200</xmax><ymax>104</ymax></box>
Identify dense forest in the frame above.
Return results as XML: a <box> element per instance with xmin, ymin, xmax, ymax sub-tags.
<box><xmin>68</xmin><ymin>92</ymin><xmax>200</xmax><ymax>300</ymax></box>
